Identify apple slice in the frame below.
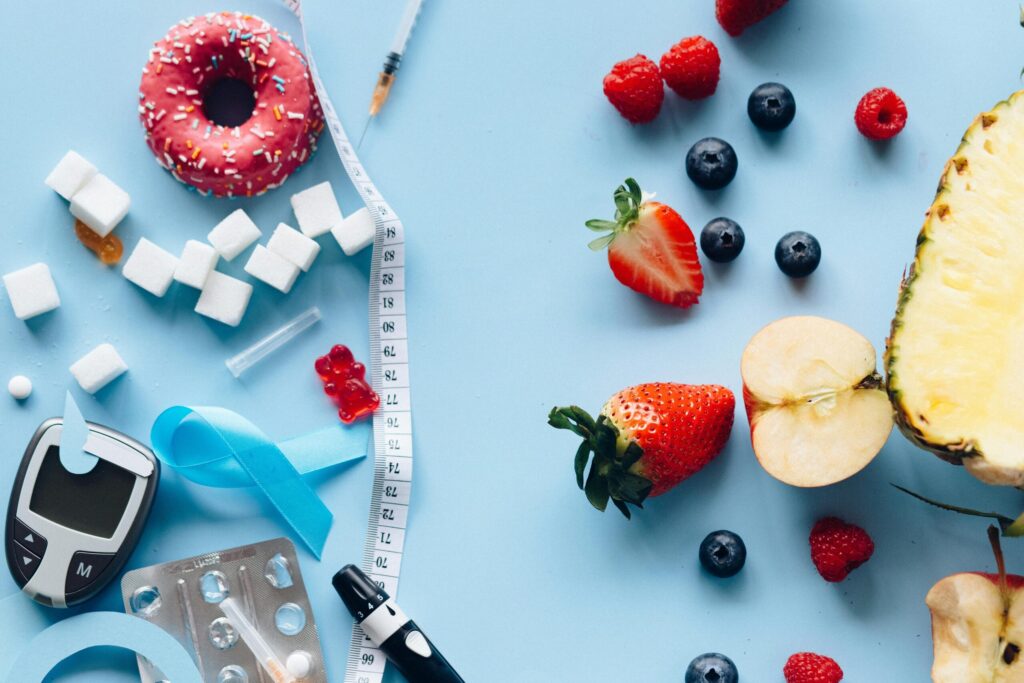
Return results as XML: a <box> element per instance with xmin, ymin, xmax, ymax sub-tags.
<box><xmin>740</xmin><ymin>316</ymin><xmax>893</xmax><ymax>487</ymax></box>
<box><xmin>927</xmin><ymin>529</ymin><xmax>1024</xmax><ymax>682</ymax></box>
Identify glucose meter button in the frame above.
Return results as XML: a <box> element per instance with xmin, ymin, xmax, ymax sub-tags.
<box><xmin>65</xmin><ymin>551</ymin><xmax>114</xmax><ymax>594</ymax></box>
<box><xmin>11</xmin><ymin>542</ymin><xmax>41</xmax><ymax>582</ymax></box>
<box><xmin>404</xmin><ymin>630</ymin><xmax>432</xmax><ymax>658</ymax></box>
<box><xmin>13</xmin><ymin>518</ymin><xmax>47</xmax><ymax>557</ymax></box>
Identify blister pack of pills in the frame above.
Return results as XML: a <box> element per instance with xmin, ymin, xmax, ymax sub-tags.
<box><xmin>120</xmin><ymin>537</ymin><xmax>325</xmax><ymax>683</ymax></box>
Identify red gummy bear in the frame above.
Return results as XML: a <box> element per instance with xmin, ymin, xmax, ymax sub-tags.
<box><xmin>314</xmin><ymin>344</ymin><xmax>380</xmax><ymax>424</ymax></box>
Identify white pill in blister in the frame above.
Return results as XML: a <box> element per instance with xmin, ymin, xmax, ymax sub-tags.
<box><xmin>286</xmin><ymin>650</ymin><xmax>314</xmax><ymax>679</ymax></box>
<box><xmin>8</xmin><ymin>375</ymin><xmax>32</xmax><ymax>400</ymax></box>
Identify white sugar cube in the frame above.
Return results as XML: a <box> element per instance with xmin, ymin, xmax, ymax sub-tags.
<box><xmin>208</xmin><ymin>209</ymin><xmax>262</xmax><ymax>260</ymax></box>
<box><xmin>122</xmin><ymin>238</ymin><xmax>179</xmax><ymax>297</ymax></box>
<box><xmin>45</xmin><ymin>150</ymin><xmax>98</xmax><ymax>200</ymax></box>
<box><xmin>195</xmin><ymin>271</ymin><xmax>253</xmax><ymax>327</ymax></box>
<box><xmin>3</xmin><ymin>263</ymin><xmax>60</xmax><ymax>320</ymax></box>
<box><xmin>331</xmin><ymin>207</ymin><xmax>376</xmax><ymax>256</ymax></box>
<box><xmin>174</xmin><ymin>240</ymin><xmax>218</xmax><ymax>289</ymax></box>
<box><xmin>290</xmin><ymin>181</ymin><xmax>343</xmax><ymax>238</ymax></box>
<box><xmin>69</xmin><ymin>174</ymin><xmax>130</xmax><ymax>237</ymax></box>
<box><xmin>267</xmin><ymin>222</ymin><xmax>320</xmax><ymax>271</ymax></box>
<box><xmin>69</xmin><ymin>343</ymin><xmax>128</xmax><ymax>394</ymax></box>
<box><xmin>244</xmin><ymin>245</ymin><xmax>300</xmax><ymax>293</ymax></box>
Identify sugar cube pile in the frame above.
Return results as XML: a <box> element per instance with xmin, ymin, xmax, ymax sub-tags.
<box><xmin>69</xmin><ymin>174</ymin><xmax>131</xmax><ymax>237</ymax></box>
<box><xmin>3</xmin><ymin>263</ymin><xmax>61</xmax><ymax>320</ymax></box>
<box><xmin>45</xmin><ymin>150</ymin><xmax>97</xmax><ymax>200</ymax></box>
<box><xmin>69</xmin><ymin>343</ymin><xmax>127</xmax><ymax>394</ymax></box>
<box><xmin>244</xmin><ymin>245</ymin><xmax>300</xmax><ymax>294</ymax></box>
<box><xmin>290</xmin><ymin>181</ymin><xmax>343</xmax><ymax>238</ymax></box>
<box><xmin>174</xmin><ymin>240</ymin><xmax>219</xmax><ymax>289</ymax></box>
<box><xmin>208</xmin><ymin>209</ymin><xmax>262</xmax><ymax>260</ymax></box>
<box><xmin>25</xmin><ymin>151</ymin><xmax>381</xmax><ymax>389</ymax></box>
<box><xmin>123</xmin><ymin>238</ymin><xmax>179</xmax><ymax>297</ymax></box>
<box><xmin>267</xmin><ymin>223</ymin><xmax>320</xmax><ymax>271</ymax></box>
<box><xmin>195</xmin><ymin>271</ymin><xmax>253</xmax><ymax>327</ymax></box>
<box><xmin>332</xmin><ymin>207</ymin><xmax>376</xmax><ymax>256</ymax></box>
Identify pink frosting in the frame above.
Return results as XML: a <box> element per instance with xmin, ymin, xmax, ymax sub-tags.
<box><xmin>138</xmin><ymin>12</ymin><xmax>324</xmax><ymax>197</ymax></box>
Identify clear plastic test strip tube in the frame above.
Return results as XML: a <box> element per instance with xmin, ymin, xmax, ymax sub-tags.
<box><xmin>225</xmin><ymin>307</ymin><xmax>322</xmax><ymax>378</ymax></box>
<box><xmin>219</xmin><ymin>597</ymin><xmax>297</xmax><ymax>683</ymax></box>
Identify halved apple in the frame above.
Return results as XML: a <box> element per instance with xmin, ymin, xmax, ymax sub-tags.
<box><xmin>740</xmin><ymin>316</ymin><xmax>894</xmax><ymax>487</ymax></box>
<box><xmin>927</xmin><ymin>572</ymin><xmax>1024</xmax><ymax>682</ymax></box>
<box><xmin>927</xmin><ymin>529</ymin><xmax>1024</xmax><ymax>682</ymax></box>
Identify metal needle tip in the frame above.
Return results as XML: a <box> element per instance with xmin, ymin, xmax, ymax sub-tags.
<box><xmin>357</xmin><ymin>117</ymin><xmax>372</xmax><ymax>150</ymax></box>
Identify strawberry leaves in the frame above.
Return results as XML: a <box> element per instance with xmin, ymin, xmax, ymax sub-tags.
<box><xmin>584</xmin><ymin>178</ymin><xmax>644</xmax><ymax>251</ymax></box>
<box><xmin>548</xmin><ymin>405</ymin><xmax>654</xmax><ymax>519</ymax></box>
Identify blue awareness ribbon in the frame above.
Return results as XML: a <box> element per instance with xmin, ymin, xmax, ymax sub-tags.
<box><xmin>150</xmin><ymin>406</ymin><xmax>369</xmax><ymax>559</ymax></box>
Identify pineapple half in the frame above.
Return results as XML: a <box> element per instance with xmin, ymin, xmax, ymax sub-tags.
<box><xmin>887</xmin><ymin>90</ymin><xmax>1024</xmax><ymax>486</ymax></box>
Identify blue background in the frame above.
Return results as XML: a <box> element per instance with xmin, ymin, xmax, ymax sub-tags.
<box><xmin>3</xmin><ymin>0</ymin><xmax>1024</xmax><ymax>680</ymax></box>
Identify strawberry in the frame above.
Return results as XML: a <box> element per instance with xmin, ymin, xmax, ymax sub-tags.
<box><xmin>603</xmin><ymin>55</ymin><xmax>664</xmax><ymax>124</ymax></box>
<box><xmin>660</xmin><ymin>36</ymin><xmax>721</xmax><ymax>100</ymax></box>
<box><xmin>585</xmin><ymin>178</ymin><xmax>704</xmax><ymax>308</ymax></box>
<box><xmin>549</xmin><ymin>383</ymin><xmax>735</xmax><ymax>518</ymax></box>
<box><xmin>716</xmin><ymin>0</ymin><xmax>789</xmax><ymax>37</ymax></box>
<box><xmin>784</xmin><ymin>652</ymin><xmax>844</xmax><ymax>683</ymax></box>
<box><xmin>809</xmin><ymin>517</ymin><xmax>875</xmax><ymax>582</ymax></box>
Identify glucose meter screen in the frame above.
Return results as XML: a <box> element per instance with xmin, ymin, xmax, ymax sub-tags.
<box><xmin>30</xmin><ymin>446</ymin><xmax>135</xmax><ymax>538</ymax></box>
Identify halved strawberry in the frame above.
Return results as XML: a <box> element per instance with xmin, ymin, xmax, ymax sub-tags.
<box><xmin>586</xmin><ymin>179</ymin><xmax>704</xmax><ymax>308</ymax></box>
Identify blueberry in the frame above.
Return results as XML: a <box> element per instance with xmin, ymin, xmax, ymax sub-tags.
<box><xmin>700</xmin><ymin>218</ymin><xmax>745</xmax><ymax>263</ymax></box>
<box><xmin>775</xmin><ymin>231</ymin><xmax>822</xmax><ymax>278</ymax></box>
<box><xmin>685</xmin><ymin>137</ymin><xmax>738</xmax><ymax>190</ymax></box>
<box><xmin>699</xmin><ymin>530</ymin><xmax>747</xmax><ymax>578</ymax></box>
<box><xmin>685</xmin><ymin>653</ymin><xmax>739</xmax><ymax>683</ymax></box>
<box><xmin>748</xmin><ymin>82</ymin><xmax>796</xmax><ymax>132</ymax></box>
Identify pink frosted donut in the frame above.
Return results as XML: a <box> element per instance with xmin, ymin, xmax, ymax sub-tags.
<box><xmin>138</xmin><ymin>12</ymin><xmax>324</xmax><ymax>197</ymax></box>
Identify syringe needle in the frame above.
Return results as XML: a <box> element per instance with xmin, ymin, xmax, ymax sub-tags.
<box><xmin>357</xmin><ymin>117</ymin><xmax>372</xmax><ymax>150</ymax></box>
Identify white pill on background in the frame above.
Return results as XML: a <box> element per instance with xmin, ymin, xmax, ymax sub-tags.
<box><xmin>286</xmin><ymin>650</ymin><xmax>313</xmax><ymax>679</ymax></box>
<box><xmin>8</xmin><ymin>375</ymin><xmax>32</xmax><ymax>400</ymax></box>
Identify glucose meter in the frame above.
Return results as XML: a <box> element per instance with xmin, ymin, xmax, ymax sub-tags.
<box><xmin>5</xmin><ymin>418</ymin><xmax>159</xmax><ymax>607</ymax></box>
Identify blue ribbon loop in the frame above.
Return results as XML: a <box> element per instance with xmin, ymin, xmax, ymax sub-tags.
<box><xmin>151</xmin><ymin>406</ymin><xmax>369</xmax><ymax>559</ymax></box>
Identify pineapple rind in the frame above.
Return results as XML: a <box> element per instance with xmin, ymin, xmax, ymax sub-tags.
<box><xmin>886</xmin><ymin>90</ymin><xmax>1024</xmax><ymax>484</ymax></box>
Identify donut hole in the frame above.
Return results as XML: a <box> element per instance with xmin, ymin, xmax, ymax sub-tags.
<box><xmin>203</xmin><ymin>78</ymin><xmax>256</xmax><ymax>127</ymax></box>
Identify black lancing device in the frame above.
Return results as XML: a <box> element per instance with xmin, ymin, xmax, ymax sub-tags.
<box><xmin>5</xmin><ymin>418</ymin><xmax>159</xmax><ymax>607</ymax></box>
<box><xmin>334</xmin><ymin>564</ymin><xmax>465</xmax><ymax>683</ymax></box>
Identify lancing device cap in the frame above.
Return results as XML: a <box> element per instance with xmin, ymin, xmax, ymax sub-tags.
<box><xmin>333</xmin><ymin>564</ymin><xmax>388</xmax><ymax>622</ymax></box>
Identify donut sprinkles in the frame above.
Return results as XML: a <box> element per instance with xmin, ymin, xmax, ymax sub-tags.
<box><xmin>138</xmin><ymin>12</ymin><xmax>325</xmax><ymax>198</ymax></box>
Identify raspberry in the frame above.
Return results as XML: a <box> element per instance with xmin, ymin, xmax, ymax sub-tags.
<box><xmin>659</xmin><ymin>36</ymin><xmax>720</xmax><ymax>100</ymax></box>
<box><xmin>784</xmin><ymin>652</ymin><xmax>844</xmax><ymax>683</ymax></box>
<box><xmin>603</xmin><ymin>55</ymin><xmax>664</xmax><ymax>124</ymax></box>
<box><xmin>855</xmin><ymin>87</ymin><xmax>907</xmax><ymax>140</ymax></box>
<box><xmin>809</xmin><ymin>517</ymin><xmax>874</xmax><ymax>582</ymax></box>
<box><xmin>716</xmin><ymin>0</ymin><xmax>790</xmax><ymax>37</ymax></box>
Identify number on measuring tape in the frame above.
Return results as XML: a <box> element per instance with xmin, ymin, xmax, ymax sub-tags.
<box><xmin>286</xmin><ymin>3</ymin><xmax>415</xmax><ymax>682</ymax></box>
<box><xmin>379</xmin><ymin>292</ymin><xmax>405</xmax><ymax>314</ymax></box>
<box><xmin>383</xmin><ymin>412</ymin><xmax>413</xmax><ymax>435</ymax></box>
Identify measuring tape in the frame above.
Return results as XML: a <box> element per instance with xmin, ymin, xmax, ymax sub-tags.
<box><xmin>286</xmin><ymin>2</ymin><xmax>413</xmax><ymax>681</ymax></box>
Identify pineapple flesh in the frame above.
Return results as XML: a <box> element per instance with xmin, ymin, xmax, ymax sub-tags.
<box><xmin>887</xmin><ymin>90</ymin><xmax>1024</xmax><ymax>486</ymax></box>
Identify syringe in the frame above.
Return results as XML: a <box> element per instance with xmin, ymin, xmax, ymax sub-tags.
<box><xmin>357</xmin><ymin>0</ymin><xmax>424</xmax><ymax>148</ymax></box>
<box><xmin>220</xmin><ymin>597</ymin><xmax>296</xmax><ymax>683</ymax></box>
